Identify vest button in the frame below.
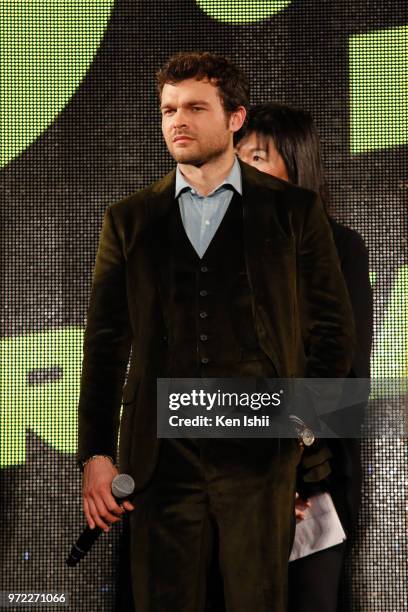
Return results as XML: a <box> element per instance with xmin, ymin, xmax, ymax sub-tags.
<box><xmin>199</xmin><ymin>311</ymin><xmax>208</xmax><ymax>319</ymax></box>
<box><xmin>201</xmin><ymin>357</ymin><xmax>210</xmax><ymax>364</ymax></box>
<box><xmin>200</xmin><ymin>334</ymin><xmax>208</xmax><ymax>342</ymax></box>
<box><xmin>199</xmin><ymin>289</ymin><xmax>208</xmax><ymax>297</ymax></box>
<box><xmin>200</xmin><ymin>266</ymin><xmax>209</xmax><ymax>273</ymax></box>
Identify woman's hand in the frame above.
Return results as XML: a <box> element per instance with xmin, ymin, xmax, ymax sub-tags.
<box><xmin>295</xmin><ymin>492</ymin><xmax>311</xmax><ymax>522</ymax></box>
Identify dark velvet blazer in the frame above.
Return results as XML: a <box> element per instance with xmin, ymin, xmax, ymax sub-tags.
<box><xmin>77</xmin><ymin>160</ymin><xmax>355</xmax><ymax>491</ymax></box>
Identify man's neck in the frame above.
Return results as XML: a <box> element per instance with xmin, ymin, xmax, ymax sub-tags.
<box><xmin>178</xmin><ymin>149</ymin><xmax>236</xmax><ymax>197</ymax></box>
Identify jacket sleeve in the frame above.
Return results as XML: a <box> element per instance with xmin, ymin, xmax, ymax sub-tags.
<box><xmin>320</xmin><ymin>226</ymin><xmax>373</xmax><ymax>440</ymax></box>
<box><xmin>77</xmin><ymin>205</ymin><xmax>133</xmax><ymax>469</ymax></box>
<box><xmin>295</xmin><ymin>195</ymin><xmax>356</xmax><ymax>485</ymax></box>
<box><xmin>297</xmin><ymin>195</ymin><xmax>356</xmax><ymax>379</ymax></box>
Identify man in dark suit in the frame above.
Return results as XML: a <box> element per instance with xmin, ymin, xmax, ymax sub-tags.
<box><xmin>77</xmin><ymin>52</ymin><xmax>355</xmax><ymax>612</ymax></box>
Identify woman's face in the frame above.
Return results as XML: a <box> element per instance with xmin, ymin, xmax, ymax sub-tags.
<box><xmin>236</xmin><ymin>131</ymin><xmax>289</xmax><ymax>181</ymax></box>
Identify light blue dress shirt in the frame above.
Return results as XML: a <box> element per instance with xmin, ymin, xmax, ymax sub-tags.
<box><xmin>175</xmin><ymin>156</ymin><xmax>243</xmax><ymax>258</ymax></box>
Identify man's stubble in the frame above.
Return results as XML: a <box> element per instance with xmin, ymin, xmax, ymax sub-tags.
<box><xmin>166</xmin><ymin>113</ymin><xmax>232</xmax><ymax>167</ymax></box>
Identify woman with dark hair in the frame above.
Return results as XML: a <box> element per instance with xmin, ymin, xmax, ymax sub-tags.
<box><xmin>236</xmin><ymin>102</ymin><xmax>373</xmax><ymax>612</ymax></box>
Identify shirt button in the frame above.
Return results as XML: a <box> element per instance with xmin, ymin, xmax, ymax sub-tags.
<box><xmin>201</xmin><ymin>357</ymin><xmax>210</xmax><ymax>364</ymax></box>
<box><xmin>199</xmin><ymin>311</ymin><xmax>208</xmax><ymax>319</ymax></box>
<box><xmin>200</xmin><ymin>266</ymin><xmax>209</xmax><ymax>273</ymax></box>
<box><xmin>200</xmin><ymin>334</ymin><xmax>208</xmax><ymax>342</ymax></box>
<box><xmin>200</xmin><ymin>290</ymin><xmax>208</xmax><ymax>297</ymax></box>
<box><xmin>205</xmin><ymin>220</ymin><xmax>210</xmax><ymax>226</ymax></box>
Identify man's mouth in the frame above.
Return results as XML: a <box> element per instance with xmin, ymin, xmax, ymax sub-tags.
<box><xmin>173</xmin><ymin>135</ymin><xmax>194</xmax><ymax>143</ymax></box>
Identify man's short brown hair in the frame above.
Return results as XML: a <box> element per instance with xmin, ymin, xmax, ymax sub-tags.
<box><xmin>156</xmin><ymin>51</ymin><xmax>250</xmax><ymax>114</ymax></box>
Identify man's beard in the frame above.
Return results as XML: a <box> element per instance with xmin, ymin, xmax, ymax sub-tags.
<box><xmin>169</xmin><ymin>137</ymin><xmax>229</xmax><ymax>166</ymax></box>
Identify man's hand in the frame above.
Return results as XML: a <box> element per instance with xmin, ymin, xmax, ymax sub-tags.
<box><xmin>82</xmin><ymin>456</ymin><xmax>135</xmax><ymax>533</ymax></box>
<box><xmin>295</xmin><ymin>492</ymin><xmax>311</xmax><ymax>523</ymax></box>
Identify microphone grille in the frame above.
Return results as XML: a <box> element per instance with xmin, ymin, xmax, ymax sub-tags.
<box><xmin>111</xmin><ymin>473</ymin><xmax>135</xmax><ymax>499</ymax></box>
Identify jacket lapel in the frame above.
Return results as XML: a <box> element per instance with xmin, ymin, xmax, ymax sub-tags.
<box><xmin>239</xmin><ymin>159</ymin><xmax>285</xmax><ymax>299</ymax></box>
<box><xmin>147</xmin><ymin>167</ymin><xmax>177</xmax><ymax>223</ymax></box>
<box><xmin>145</xmin><ymin>169</ymin><xmax>177</xmax><ymax>336</ymax></box>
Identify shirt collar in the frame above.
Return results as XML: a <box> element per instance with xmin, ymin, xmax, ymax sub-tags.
<box><xmin>175</xmin><ymin>155</ymin><xmax>242</xmax><ymax>199</ymax></box>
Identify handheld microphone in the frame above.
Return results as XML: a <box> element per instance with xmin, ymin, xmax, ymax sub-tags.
<box><xmin>66</xmin><ymin>473</ymin><xmax>135</xmax><ymax>567</ymax></box>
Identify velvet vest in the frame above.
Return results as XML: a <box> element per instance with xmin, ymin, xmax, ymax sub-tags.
<box><xmin>158</xmin><ymin>191</ymin><xmax>278</xmax><ymax>379</ymax></box>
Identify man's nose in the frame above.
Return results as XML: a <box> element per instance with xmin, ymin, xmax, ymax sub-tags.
<box><xmin>172</xmin><ymin>108</ymin><xmax>188</xmax><ymax>129</ymax></box>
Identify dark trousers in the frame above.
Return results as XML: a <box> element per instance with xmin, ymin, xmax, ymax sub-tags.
<box><xmin>128</xmin><ymin>437</ymin><xmax>301</xmax><ymax>612</ymax></box>
<box><xmin>288</xmin><ymin>542</ymin><xmax>347</xmax><ymax>612</ymax></box>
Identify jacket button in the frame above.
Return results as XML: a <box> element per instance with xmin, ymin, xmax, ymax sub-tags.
<box><xmin>199</xmin><ymin>311</ymin><xmax>208</xmax><ymax>318</ymax></box>
<box><xmin>201</xmin><ymin>357</ymin><xmax>210</xmax><ymax>364</ymax></box>
<box><xmin>200</xmin><ymin>334</ymin><xmax>208</xmax><ymax>342</ymax></box>
<box><xmin>200</xmin><ymin>266</ymin><xmax>209</xmax><ymax>273</ymax></box>
<box><xmin>200</xmin><ymin>289</ymin><xmax>208</xmax><ymax>297</ymax></box>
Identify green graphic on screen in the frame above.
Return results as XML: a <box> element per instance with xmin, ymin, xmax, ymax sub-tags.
<box><xmin>195</xmin><ymin>0</ymin><xmax>292</xmax><ymax>23</ymax></box>
<box><xmin>0</xmin><ymin>328</ymin><xmax>83</xmax><ymax>467</ymax></box>
<box><xmin>349</xmin><ymin>24</ymin><xmax>408</xmax><ymax>153</ymax></box>
<box><xmin>370</xmin><ymin>266</ymin><xmax>408</xmax><ymax>381</ymax></box>
<box><xmin>0</xmin><ymin>0</ymin><xmax>115</xmax><ymax>168</ymax></box>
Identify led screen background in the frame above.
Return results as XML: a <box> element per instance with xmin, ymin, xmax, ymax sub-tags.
<box><xmin>0</xmin><ymin>1</ymin><xmax>407</xmax><ymax>610</ymax></box>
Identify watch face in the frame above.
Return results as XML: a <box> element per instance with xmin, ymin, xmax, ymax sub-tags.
<box><xmin>302</xmin><ymin>429</ymin><xmax>315</xmax><ymax>447</ymax></box>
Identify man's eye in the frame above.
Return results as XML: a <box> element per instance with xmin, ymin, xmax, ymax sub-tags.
<box><xmin>192</xmin><ymin>107</ymin><xmax>203</xmax><ymax>112</ymax></box>
<box><xmin>253</xmin><ymin>155</ymin><xmax>261</xmax><ymax>162</ymax></box>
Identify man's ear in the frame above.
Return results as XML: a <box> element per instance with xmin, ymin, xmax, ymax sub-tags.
<box><xmin>230</xmin><ymin>106</ymin><xmax>247</xmax><ymax>133</ymax></box>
